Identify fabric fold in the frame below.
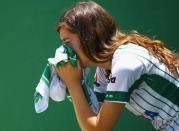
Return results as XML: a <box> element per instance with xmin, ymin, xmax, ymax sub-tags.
<box><xmin>34</xmin><ymin>44</ymin><xmax>99</xmax><ymax>114</ymax></box>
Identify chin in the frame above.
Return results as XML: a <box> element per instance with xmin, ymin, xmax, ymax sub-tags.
<box><xmin>79</xmin><ymin>58</ymin><xmax>94</xmax><ymax>67</ymax></box>
<box><xmin>81</xmin><ymin>60</ymin><xmax>90</xmax><ymax>67</ymax></box>
<box><xmin>81</xmin><ymin>62</ymin><xmax>88</xmax><ymax>67</ymax></box>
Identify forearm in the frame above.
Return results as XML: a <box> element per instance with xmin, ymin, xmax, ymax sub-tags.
<box><xmin>55</xmin><ymin>61</ymin><xmax>123</xmax><ymax>130</ymax></box>
<box><xmin>68</xmin><ymin>84</ymin><xmax>99</xmax><ymax>131</ymax></box>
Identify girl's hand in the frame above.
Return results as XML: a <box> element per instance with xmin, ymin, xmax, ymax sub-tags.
<box><xmin>54</xmin><ymin>60</ymin><xmax>82</xmax><ymax>89</ymax></box>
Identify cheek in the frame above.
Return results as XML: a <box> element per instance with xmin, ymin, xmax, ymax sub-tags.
<box><xmin>71</xmin><ymin>37</ymin><xmax>81</xmax><ymax>50</ymax></box>
<box><xmin>70</xmin><ymin>40</ymin><xmax>91</xmax><ymax>66</ymax></box>
<box><xmin>74</xmin><ymin>50</ymin><xmax>88</xmax><ymax>66</ymax></box>
<box><xmin>71</xmin><ymin>42</ymin><xmax>80</xmax><ymax>50</ymax></box>
<box><xmin>72</xmin><ymin>42</ymin><xmax>82</xmax><ymax>57</ymax></box>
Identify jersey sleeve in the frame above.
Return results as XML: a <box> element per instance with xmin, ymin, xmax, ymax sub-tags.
<box><xmin>93</xmin><ymin>67</ymin><xmax>108</xmax><ymax>103</ymax></box>
<box><xmin>104</xmin><ymin>52</ymin><xmax>145</xmax><ymax>103</ymax></box>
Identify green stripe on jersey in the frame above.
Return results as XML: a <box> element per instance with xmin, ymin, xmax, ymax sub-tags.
<box><xmin>34</xmin><ymin>91</ymin><xmax>42</xmax><ymax>103</ymax></box>
<box><xmin>94</xmin><ymin>92</ymin><xmax>105</xmax><ymax>102</ymax></box>
<box><xmin>105</xmin><ymin>91</ymin><xmax>129</xmax><ymax>102</ymax></box>
<box><xmin>42</xmin><ymin>65</ymin><xmax>50</xmax><ymax>79</ymax></box>
<box><xmin>103</xmin><ymin>74</ymin><xmax>178</xmax><ymax>106</ymax></box>
<box><xmin>145</xmin><ymin>74</ymin><xmax>179</xmax><ymax>107</ymax></box>
<box><xmin>141</xmin><ymin>88</ymin><xmax>178</xmax><ymax>112</ymax></box>
<box><xmin>42</xmin><ymin>76</ymin><xmax>49</xmax><ymax>88</ymax></box>
<box><xmin>129</xmin><ymin>74</ymin><xmax>179</xmax><ymax>107</ymax></box>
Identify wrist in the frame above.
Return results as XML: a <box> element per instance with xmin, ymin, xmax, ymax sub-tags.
<box><xmin>67</xmin><ymin>82</ymin><xmax>82</xmax><ymax>91</ymax></box>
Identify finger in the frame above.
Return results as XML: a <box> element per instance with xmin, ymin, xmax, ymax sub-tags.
<box><xmin>65</xmin><ymin>60</ymin><xmax>72</xmax><ymax>67</ymax></box>
<box><xmin>54</xmin><ymin>66</ymin><xmax>61</xmax><ymax>73</ymax></box>
<box><xmin>54</xmin><ymin>66</ymin><xmax>58</xmax><ymax>72</ymax></box>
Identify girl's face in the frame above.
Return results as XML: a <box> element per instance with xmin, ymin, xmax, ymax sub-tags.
<box><xmin>59</xmin><ymin>27</ymin><xmax>95</xmax><ymax>67</ymax></box>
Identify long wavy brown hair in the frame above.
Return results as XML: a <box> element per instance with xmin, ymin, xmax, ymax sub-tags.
<box><xmin>56</xmin><ymin>1</ymin><xmax>179</xmax><ymax>76</ymax></box>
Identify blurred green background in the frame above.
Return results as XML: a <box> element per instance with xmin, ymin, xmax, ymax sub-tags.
<box><xmin>0</xmin><ymin>0</ymin><xmax>178</xmax><ymax>131</ymax></box>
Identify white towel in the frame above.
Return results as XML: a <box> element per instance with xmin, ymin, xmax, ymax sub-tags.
<box><xmin>34</xmin><ymin>45</ymin><xmax>99</xmax><ymax>114</ymax></box>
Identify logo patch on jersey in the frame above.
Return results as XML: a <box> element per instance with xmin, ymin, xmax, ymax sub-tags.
<box><xmin>94</xmin><ymin>72</ymin><xmax>101</xmax><ymax>87</ymax></box>
<box><xmin>107</xmin><ymin>77</ymin><xmax>116</xmax><ymax>83</ymax></box>
<box><xmin>140</xmin><ymin>110</ymin><xmax>159</xmax><ymax>120</ymax></box>
<box><xmin>140</xmin><ymin>114</ymin><xmax>149</xmax><ymax>120</ymax></box>
<box><xmin>107</xmin><ymin>72</ymin><xmax>116</xmax><ymax>83</ymax></box>
<box><xmin>144</xmin><ymin>110</ymin><xmax>159</xmax><ymax>120</ymax></box>
<box><xmin>94</xmin><ymin>81</ymin><xmax>100</xmax><ymax>87</ymax></box>
<box><xmin>104</xmin><ymin>69</ymin><xmax>111</xmax><ymax>78</ymax></box>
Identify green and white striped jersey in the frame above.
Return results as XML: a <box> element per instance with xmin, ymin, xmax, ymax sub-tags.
<box><xmin>93</xmin><ymin>43</ymin><xmax>179</xmax><ymax>131</ymax></box>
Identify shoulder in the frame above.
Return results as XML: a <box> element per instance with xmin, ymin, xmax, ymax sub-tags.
<box><xmin>111</xmin><ymin>43</ymin><xmax>147</xmax><ymax>74</ymax></box>
<box><xmin>112</xmin><ymin>43</ymin><xmax>149</xmax><ymax>60</ymax></box>
<box><xmin>112</xmin><ymin>43</ymin><xmax>179</xmax><ymax>84</ymax></box>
